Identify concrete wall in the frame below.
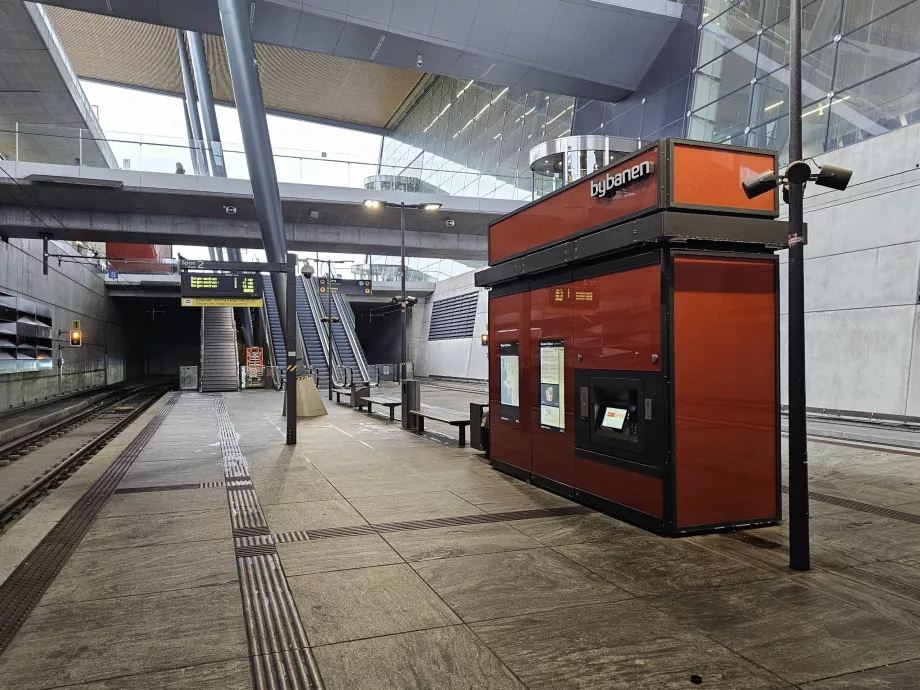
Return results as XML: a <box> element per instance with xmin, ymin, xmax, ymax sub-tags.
<box><xmin>0</xmin><ymin>238</ymin><xmax>125</xmax><ymax>411</ymax></box>
<box><xmin>414</xmin><ymin>271</ymin><xmax>487</xmax><ymax>381</ymax></box>
<box><xmin>782</xmin><ymin>123</ymin><xmax>920</xmax><ymax>417</ymax></box>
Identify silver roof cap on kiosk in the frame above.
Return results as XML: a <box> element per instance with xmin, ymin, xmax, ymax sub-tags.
<box><xmin>530</xmin><ymin>135</ymin><xmax>638</xmax><ymax>192</ymax></box>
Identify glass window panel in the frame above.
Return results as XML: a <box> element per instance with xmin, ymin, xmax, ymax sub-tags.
<box><xmin>834</xmin><ymin>2</ymin><xmax>920</xmax><ymax>90</ymax></box>
<box><xmin>690</xmin><ymin>85</ymin><xmax>753</xmax><ymax>142</ymax></box>
<box><xmin>701</xmin><ymin>0</ymin><xmax>764</xmax><ymax>45</ymax></box>
<box><xmin>746</xmin><ymin>114</ymin><xmax>789</xmax><ymax>163</ymax></box>
<box><xmin>750</xmin><ymin>43</ymin><xmax>836</xmax><ymax>126</ymax></box>
<box><xmin>842</xmin><ymin>0</ymin><xmax>912</xmax><ymax>34</ymax></box>
<box><xmin>801</xmin><ymin>97</ymin><xmax>832</xmax><ymax>157</ymax></box>
<box><xmin>694</xmin><ymin>39</ymin><xmax>759</xmax><ymax>109</ymax></box>
<box><xmin>826</xmin><ymin>61</ymin><xmax>920</xmax><ymax>149</ymax></box>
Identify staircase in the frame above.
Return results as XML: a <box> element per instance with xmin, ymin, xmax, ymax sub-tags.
<box><xmin>262</xmin><ymin>277</ymin><xmax>287</xmax><ymax>375</ymax></box>
<box><xmin>200</xmin><ymin>307</ymin><xmax>239</xmax><ymax>392</ymax></box>
<box><xmin>295</xmin><ymin>278</ymin><xmax>330</xmax><ymax>389</ymax></box>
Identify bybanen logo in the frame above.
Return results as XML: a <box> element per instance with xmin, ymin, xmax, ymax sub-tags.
<box><xmin>590</xmin><ymin>160</ymin><xmax>654</xmax><ymax>198</ymax></box>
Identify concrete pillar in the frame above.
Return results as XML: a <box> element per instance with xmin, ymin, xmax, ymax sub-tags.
<box><xmin>186</xmin><ymin>31</ymin><xmax>227</xmax><ymax>177</ymax></box>
<box><xmin>176</xmin><ymin>30</ymin><xmax>209</xmax><ymax>176</ymax></box>
<box><xmin>216</xmin><ymin>0</ymin><xmax>291</xmax><ymax>346</ymax></box>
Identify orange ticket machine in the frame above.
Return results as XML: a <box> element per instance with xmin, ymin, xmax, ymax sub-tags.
<box><xmin>477</xmin><ymin>139</ymin><xmax>786</xmax><ymax>535</ymax></box>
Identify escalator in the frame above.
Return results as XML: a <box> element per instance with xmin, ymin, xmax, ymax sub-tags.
<box><xmin>199</xmin><ymin>307</ymin><xmax>239</xmax><ymax>392</ymax></box>
<box><xmin>329</xmin><ymin>291</ymin><xmax>373</xmax><ymax>384</ymax></box>
<box><xmin>296</xmin><ymin>276</ymin><xmax>340</xmax><ymax>389</ymax></box>
<box><xmin>261</xmin><ymin>277</ymin><xmax>287</xmax><ymax>381</ymax></box>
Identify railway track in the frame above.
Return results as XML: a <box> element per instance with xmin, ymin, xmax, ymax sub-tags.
<box><xmin>0</xmin><ymin>384</ymin><xmax>172</xmax><ymax>531</ymax></box>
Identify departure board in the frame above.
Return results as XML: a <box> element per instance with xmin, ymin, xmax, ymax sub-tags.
<box><xmin>180</xmin><ymin>273</ymin><xmax>263</xmax><ymax>298</ymax></box>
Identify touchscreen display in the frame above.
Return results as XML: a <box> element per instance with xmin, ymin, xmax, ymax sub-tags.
<box><xmin>600</xmin><ymin>407</ymin><xmax>628</xmax><ymax>431</ymax></box>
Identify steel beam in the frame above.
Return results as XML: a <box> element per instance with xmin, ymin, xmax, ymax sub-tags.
<box><xmin>187</xmin><ymin>31</ymin><xmax>227</xmax><ymax>178</ymax></box>
<box><xmin>216</xmin><ymin>0</ymin><xmax>291</xmax><ymax>347</ymax></box>
<box><xmin>176</xmin><ymin>30</ymin><xmax>209</xmax><ymax>176</ymax></box>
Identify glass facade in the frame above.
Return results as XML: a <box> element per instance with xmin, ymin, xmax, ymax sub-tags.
<box><xmin>689</xmin><ymin>0</ymin><xmax>920</xmax><ymax>162</ymax></box>
<box><xmin>379</xmin><ymin>76</ymin><xmax>575</xmax><ymax>200</ymax></box>
<box><xmin>352</xmin><ymin>256</ymin><xmax>486</xmax><ymax>284</ymax></box>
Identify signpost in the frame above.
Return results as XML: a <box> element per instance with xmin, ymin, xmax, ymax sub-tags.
<box><xmin>318</xmin><ymin>278</ymin><xmax>372</xmax><ymax>296</ymax></box>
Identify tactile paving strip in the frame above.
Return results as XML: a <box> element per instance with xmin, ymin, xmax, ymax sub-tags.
<box><xmin>214</xmin><ymin>395</ymin><xmax>323</xmax><ymax>690</ymax></box>
<box><xmin>272</xmin><ymin>505</ymin><xmax>594</xmax><ymax>545</ymax></box>
<box><xmin>0</xmin><ymin>392</ymin><xmax>179</xmax><ymax>655</ymax></box>
<box><xmin>782</xmin><ymin>486</ymin><xmax>920</xmax><ymax>525</ymax></box>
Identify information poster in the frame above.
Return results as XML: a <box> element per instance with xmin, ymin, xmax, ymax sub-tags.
<box><xmin>540</xmin><ymin>340</ymin><xmax>565</xmax><ymax>432</ymax></box>
<box><xmin>499</xmin><ymin>342</ymin><xmax>520</xmax><ymax>423</ymax></box>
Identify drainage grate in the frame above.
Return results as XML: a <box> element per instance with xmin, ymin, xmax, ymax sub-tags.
<box><xmin>783</xmin><ymin>486</ymin><xmax>920</xmax><ymax>526</ymax></box>
<box><xmin>274</xmin><ymin>505</ymin><xmax>595</xmax><ymax>544</ymax></box>
<box><xmin>0</xmin><ymin>392</ymin><xmax>178</xmax><ymax>655</ymax></box>
<box><xmin>214</xmin><ymin>396</ymin><xmax>323</xmax><ymax>690</ymax></box>
<box><xmin>728</xmin><ymin>532</ymin><xmax>784</xmax><ymax>550</ymax></box>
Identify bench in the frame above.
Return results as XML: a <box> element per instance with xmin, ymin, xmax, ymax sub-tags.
<box><xmin>363</xmin><ymin>396</ymin><xmax>401</xmax><ymax>421</ymax></box>
<box><xmin>332</xmin><ymin>389</ymin><xmax>366</xmax><ymax>410</ymax></box>
<box><xmin>408</xmin><ymin>405</ymin><xmax>471</xmax><ymax>447</ymax></box>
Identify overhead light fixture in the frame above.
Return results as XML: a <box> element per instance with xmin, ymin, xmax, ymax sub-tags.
<box><xmin>424</xmin><ymin>103</ymin><xmax>451</xmax><ymax>132</ymax></box>
<box><xmin>363</xmin><ymin>199</ymin><xmax>382</xmax><ymax>208</ymax></box>
<box><xmin>764</xmin><ymin>100</ymin><xmax>784</xmax><ymax>112</ymax></box>
<box><xmin>456</xmin><ymin>79</ymin><xmax>474</xmax><ymax>98</ymax></box>
<box><xmin>421</xmin><ymin>203</ymin><xmax>442</xmax><ymax>211</ymax></box>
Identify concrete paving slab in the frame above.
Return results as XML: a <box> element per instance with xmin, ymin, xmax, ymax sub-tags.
<box><xmin>98</xmin><ymin>488</ymin><xmax>228</xmax><ymax>518</ymax></box>
<box><xmin>471</xmin><ymin>599</ymin><xmax>792</xmax><ymax>689</ymax></box>
<box><xmin>262</xmin><ymin>498</ymin><xmax>368</xmax><ymax>532</ymax></box>
<box><xmin>0</xmin><ymin>584</ymin><xmax>248</xmax><ymax>690</ymax></box>
<box><xmin>79</xmin><ymin>509</ymin><xmax>231</xmax><ymax>551</ymax></box>
<box><xmin>277</xmin><ymin>534</ymin><xmax>403</xmax><ymax>576</ymax></box>
<box><xmin>312</xmin><ymin>626</ymin><xmax>525</xmax><ymax>690</ymax></box>
<box><xmin>411</xmin><ymin>547</ymin><xmax>631</xmax><ymax>623</ymax></box>
<box><xmin>383</xmin><ymin>522</ymin><xmax>543</xmax><ymax>562</ymax></box>
<box><xmin>555</xmin><ymin>536</ymin><xmax>775</xmax><ymax>596</ymax></box>
<box><xmin>509</xmin><ymin>511</ymin><xmax>647</xmax><ymax>546</ymax></box>
<box><xmin>40</xmin><ymin>539</ymin><xmax>238</xmax><ymax>605</ymax></box>
<box><xmin>800</xmin><ymin>658</ymin><xmax>920</xmax><ymax>689</ymax></box>
<box><xmin>43</xmin><ymin>659</ymin><xmax>254</xmax><ymax>690</ymax></box>
<box><xmin>348</xmin><ymin>489</ymin><xmax>483</xmax><ymax>523</ymax></box>
<box><xmin>250</xmin><ymin>466</ymin><xmax>341</xmax><ymax>504</ymax></box>
<box><xmin>118</xmin><ymin>457</ymin><xmax>224</xmax><ymax>488</ymax></box>
<box><xmin>289</xmin><ymin>563</ymin><xmax>461</xmax><ymax>645</ymax></box>
<box><xmin>647</xmin><ymin>578</ymin><xmax>920</xmax><ymax>685</ymax></box>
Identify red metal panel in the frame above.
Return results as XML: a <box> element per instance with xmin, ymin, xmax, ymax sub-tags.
<box><xmin>573</xmin><ymin>265</ymin><xmax>662</xmax><ymax>372</ymax></box>
<box><xmin>529</xmin><ymin>284</ymin><xmax>574</xmax><ymax>488</ymax></box>
<box><xmin>106</xmin><ymin>243</ymin><xmax>174</xmax><ymax>273</ymax></box>
<box><xmin>673</xmin><ymin>256</ymin><xmax>778</xmax><ymax>528</ymax></box>
<box><xmin>575</xmin><ymin>456</ymin><xmax>663</xmax><ymax>517</ymax></box>
<box><xmin>489</xmin><ymin>148</ymin><xmax>660</xmax><ymax>264</ymax></box>
<box><xmin>489</xmin><ymin>291</ymin><xmax>532</xmax><ymax>473</ymax></box>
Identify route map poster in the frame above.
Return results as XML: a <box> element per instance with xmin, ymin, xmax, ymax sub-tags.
<box><xmin>540</xmin><ymin>340</ymin><xmax>565</xmax><ymax>432</ymax></box>
<box><xmin>499</xmin><ymin>342</ymin><xmax>520</xmax><ymax>423</ymax></box>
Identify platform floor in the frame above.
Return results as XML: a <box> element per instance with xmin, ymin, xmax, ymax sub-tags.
<box><xmin>1</xmin><ymin>390</ymin><xmax>920</xmax><ymax>689</ymax></box>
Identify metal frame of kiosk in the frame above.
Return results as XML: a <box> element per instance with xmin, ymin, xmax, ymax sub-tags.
<box><xmin>477</xmin><ymin>139</ymin><xmax>785</xmax><ymax>536</ymax></box>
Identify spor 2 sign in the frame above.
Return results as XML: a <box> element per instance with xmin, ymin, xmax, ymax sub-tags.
<box><xmin>589</xmin><ymin>160</ymin><xmax>654</xmax><ymax>198</ymax></box>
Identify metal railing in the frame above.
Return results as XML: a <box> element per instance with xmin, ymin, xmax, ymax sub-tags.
<box><xmin>302</xmin><ymin>275</ymin><xmax>345</xmax><ymax>388</ymax></box>
<box><xmin>2</xmin><ymin>123</ymin><xmax>541</xmax><ymax>201</ymax></box>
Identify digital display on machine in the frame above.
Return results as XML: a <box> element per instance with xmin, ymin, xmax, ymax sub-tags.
<box><xmin>180</xmin><ymin>273</ymin><xmax>263</xmax><ymax>298</ymax></box>
<box><xmin>600</xmin><ymin>407</ymin><xmax>628</xmax><ymax>431</ymax></box>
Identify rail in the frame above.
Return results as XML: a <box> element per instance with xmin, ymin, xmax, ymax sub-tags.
<box><xmin>332</xmin><ymin>291</ymin><xmax>371</xmax><ymax>385</ymax></box>
<box><xmin>4</xmin><ymin>123</ymin><xmax>539</xmax><ymax>201</ymax></box>
<box><xmin>0</xmin><ymin>384</ymin><xmax>170</xmax><ymax>526</ymax></box>
<box><xmin>302</xmin><ymin>275</ymin><xmax>345</xmax><ymax>388</ymax></box>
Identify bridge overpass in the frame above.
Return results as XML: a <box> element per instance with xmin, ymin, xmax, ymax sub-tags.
<box><xmin>0</xmin><ymin>161</ymin><xmax>518</xmax><ymax>259</ymax></box>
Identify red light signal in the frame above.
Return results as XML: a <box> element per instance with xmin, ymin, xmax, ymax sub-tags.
<box><xmin>69</xmin><ymin>330</ymin><xmax>82</xmax><ymax>347</ymax></box>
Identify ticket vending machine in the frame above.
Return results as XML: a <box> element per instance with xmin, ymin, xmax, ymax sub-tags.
<box><xmin>478</xmin><ymin>139</ymin><xmax>783</xmax><ymax>536</ymax></box>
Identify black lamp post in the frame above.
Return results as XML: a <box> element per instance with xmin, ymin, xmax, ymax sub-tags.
<box><xmin>364</xmin><ymin>199</ymin><xmax>441</xmax><ymax>380</ymax></box>
<box><xmin>741</xmin><ymin>0</ymin><xmax>852</xmax><ymax>571</ymax></box>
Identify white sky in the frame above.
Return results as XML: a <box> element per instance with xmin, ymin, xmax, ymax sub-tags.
<box><xmin>82</xmin><ymin>81</ymin><xmax>378</xmax><ymax>274</ymax></box>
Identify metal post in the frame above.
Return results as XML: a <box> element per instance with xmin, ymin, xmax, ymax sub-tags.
<box><xmin>285</xmin><ymin>254</ymin><xmax>297</xmax><ymax>444</ymax></box>
<box><xmin>176</xmin><ymin>29</ymin><xmax>209</xmax><ymax>176</ymax></box>
<box><xmin>42</xmin><ymin>236</ymin><xmax>49</xmax><ymax>275</ymax></box>
<box><xmin>15</xmin><ymin>122</ymin><xmax>18</xmax><ymax>162</ymax></box>
<box><xmin>787</xmin><ymin>0</ymin><xmax>810</xmax><ymax>572</ymax></box>
<box><xmin>400</xmin><ymin>202</ymin><xmax>407</xmax><ymax>381</ymax></box>
<box><xmin>78</xmin><ymin>129</ymin><xmax>82</xmax><ymax>166</ymax></box>
<box><xmin>327</xmin><ymin>262</ymin><xmax>334</xmax><ymax>401</ymax></box>
<box><xmin>216</xmin><ymin>0</ymin><xmax>290</xmax><ymax>346</ymax></box>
